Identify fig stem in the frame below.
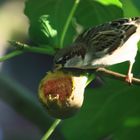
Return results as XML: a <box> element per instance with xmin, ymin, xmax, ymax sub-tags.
<box><xmin>41</xmin><ymin>119</ymin><xmax>61</xmax><ymax>140</ymax></box>
<box><xmin>86</xmin><ymin>74</ymin><xmax>95</xmax><ymax>86</ymax></box>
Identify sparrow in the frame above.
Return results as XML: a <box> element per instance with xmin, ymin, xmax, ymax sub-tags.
<box><xmin>54</xmin><ymin>17</ymin><xmax>140</xmax><ymax>84</ymax></box>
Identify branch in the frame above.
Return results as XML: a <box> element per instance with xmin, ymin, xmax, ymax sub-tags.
<box><xmin>96</xmin><ymin>68</ymin><xmax>140</xmax><ymax>86</ymax></box>
<box><xmin>0</xmin><ymin>50</ymin><xmax>24</xmax><ymax>62</ymax></box>
<box><xmin>0</xmin><ymin>41</ymin><xmax>56</xmax><ymax>62</ymax></box>
<box><xmin>9</xmin><ymin>41</ymin><xmax>56</xmax><ymax>55</ymax></box>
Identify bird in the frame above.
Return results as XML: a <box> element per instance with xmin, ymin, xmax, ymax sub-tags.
<box><xmin>54</xmin><ymin>17</ymin><xmax>140</xmax><ymax>84</ymax></box>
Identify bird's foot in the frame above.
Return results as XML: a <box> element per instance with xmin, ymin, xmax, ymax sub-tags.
<box><xmin>125</xmin><ymin>73</ymin><xmax>133</xmax><ymax>85</ymax></box>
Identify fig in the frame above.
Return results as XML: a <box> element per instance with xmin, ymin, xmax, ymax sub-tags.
<box><xmin>38</xmin><ymin>70</ymin><xmax>88</xmax><ymax>119</ymax></box>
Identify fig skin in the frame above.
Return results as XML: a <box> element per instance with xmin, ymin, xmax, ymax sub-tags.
<box><xmin>38</xmin><ymin>71</ymin><xmax>88</xmax><ymax>119</ymax></box>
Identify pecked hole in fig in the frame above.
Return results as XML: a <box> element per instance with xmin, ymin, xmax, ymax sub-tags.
<box><xmin>43</xmin><ymin>77</ymin><xmax>72</xmax><ymax>101</ymax></box>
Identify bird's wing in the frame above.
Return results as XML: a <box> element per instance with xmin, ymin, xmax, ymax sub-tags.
<box><xmin>89</xmin><ymin>29</ymin><xmax>126</xmax><ymax>57</ymax></box>
<box><xmin>75</xmin><ymin>18</ymin><xmax>137</xmax><ymax>58</ymax></box>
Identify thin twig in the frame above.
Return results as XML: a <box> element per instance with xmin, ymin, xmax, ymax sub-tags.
<box><xmin>9</xmin><ymin>41</ymin><xmax>56</xmax><ymax>55</ymax></box>
<box><xmin>41</xmin><ymin>119</ymin><xmax>61</xmax><ymax>140</ymax></box>
<box><xmin>96</xmin><ymin>68</ymin><xmax>140</xmax><ymax>86</ymax></box>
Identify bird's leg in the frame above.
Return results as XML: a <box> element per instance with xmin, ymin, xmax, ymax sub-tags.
<box><xmin>125</xmin><ymin>61</ymin><xmax>134</xmax><ymax>84</ymax></box>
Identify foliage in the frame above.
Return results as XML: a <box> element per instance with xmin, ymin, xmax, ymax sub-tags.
<box><xmin>24</xmin><ymin>0</ymin><xmax>123</xmax><ymax>48</ymax></box>
<box><xmin>1</xmin><ymin>0</ymin><xmax>140</xmax><ymax>140</ymax></box>
<box><xmin>24</xmin><ymin>0</ymin><xmax>140</xmax><ymax>139</ymax></box>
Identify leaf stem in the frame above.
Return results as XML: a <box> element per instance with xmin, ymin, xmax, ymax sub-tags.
<box><xmin>0</xmin><ymin>50</ymin><xmax>24</xmax><ymax>62</ymax></box>
<box><xmin>60</xmin><ymin>0</ymin><xmax>80</xmax><ymax>48</ymax></box>
<box><xmin>9</xmin><ymin>41</ymin><xmax>56</xmax><ymax>55</ymax></box>
<box><xmin>41</xmin><ymin>119</ymin><xmax>61</xmax><ymax>140</ymax></box>
<box><xmin>86</xmin><ymin>74</ymin><xmax>95</xmax><ymax>86</ymax></box>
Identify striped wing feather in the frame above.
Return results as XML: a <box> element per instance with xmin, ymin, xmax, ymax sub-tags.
<box><xmin>75</xmin><ymin>18</ymin><xmax>137</xmax><ymax>58</ymax></box>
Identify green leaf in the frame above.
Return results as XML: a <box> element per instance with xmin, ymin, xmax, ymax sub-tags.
<box><xmin>120</xmin><ymin>0</ymin><xmax>140</xmax><ymax>53</ymax></box>
<box><xmin>61</xmin><ymin>79</ymin><xmax>140</xmax><ymax>140</ymax></box>
<box><xmin>74</xmin><ymin>0</ymin><xmax>123</xmax><ymax>28</ymax></box>
<box><xmin>39</xmin><ymin>15</ymin><xmax>57</xmax><ymax>38</ymax></box>
<box><xmin>97</xmin><ymin>0</ymin><xmax>122</xmax><ymax>7</ymax></box>
<box><xmin>24</xmin><ymin>0</ymin><xmax>123</xmax><ymax>47</ymax></box>
<box><xmin>121</xmin><ymin>0</ymin><xmax>140</xmax><ymax>17</ymax></box>
<box><xmin>24</xmin><ymin>0</ymin><xmax>76</xmax><ymax>46</ymax></box>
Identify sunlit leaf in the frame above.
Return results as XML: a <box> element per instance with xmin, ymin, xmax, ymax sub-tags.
<box><xmin>121</xmin><ymin>0</ymin><xmax>140</xmax><ymax>17</ymax></box>
<box><xmin>24</xmin><ymin>0</ymin><xmax>123</xmax><ymax>47</ymax></box>
<box><xmin>39</xmin><ymin>15</ymin><xmax>57</xmax><ymax>38</ymax></box>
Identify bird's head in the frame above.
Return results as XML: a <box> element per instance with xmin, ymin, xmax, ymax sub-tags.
<box><xmin>54</xmin><ymin>45</ymin><xmax>73</xmax><ymax>69</ymax></box>
<box><xmin>54</xmin><ymin>43</ymin><xmax>87</xmax><ymax>70</ymax></box>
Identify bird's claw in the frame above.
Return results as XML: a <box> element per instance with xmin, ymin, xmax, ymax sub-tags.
<box><xmin>125</xmin><ymin>73</ymin><xmax>133</xmax><ymax>85</ymax></box>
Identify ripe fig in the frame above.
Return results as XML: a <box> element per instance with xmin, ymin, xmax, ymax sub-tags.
<box><xmin>38</xmin><ymin>71</ymin><xmax>88</xmax><ymax>119</ymax></box>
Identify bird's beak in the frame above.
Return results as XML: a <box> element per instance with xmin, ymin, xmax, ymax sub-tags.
<box><xmin>54</xmin><ymin>64</ymin><xmax>62</xmax><ymax>71</ymax></box>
